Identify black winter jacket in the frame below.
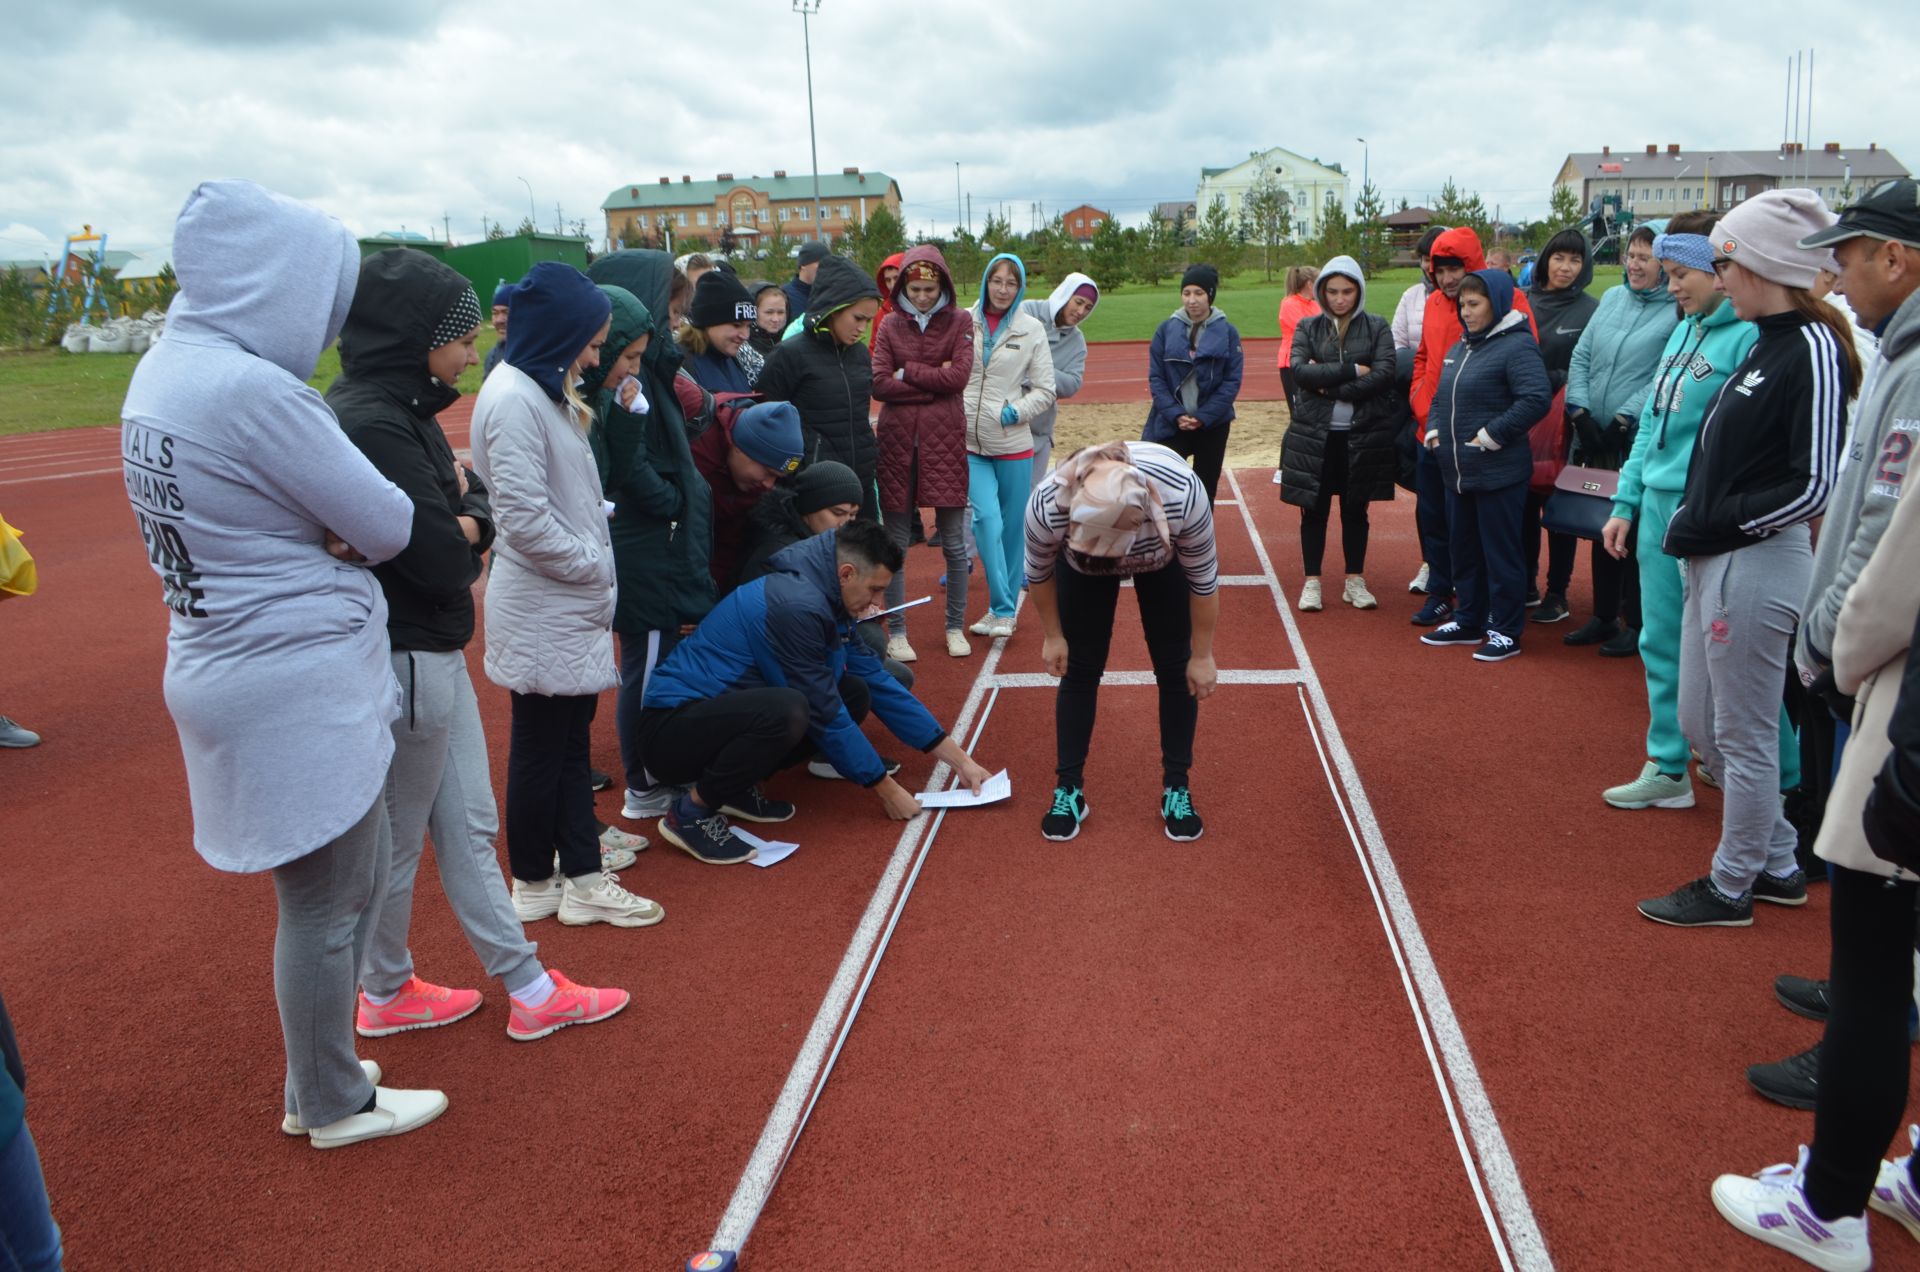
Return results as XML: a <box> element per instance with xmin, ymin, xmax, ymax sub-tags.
<box><xmin>1866</xmin><ymin>607</ymin><xmax>1920</xmax><ymax>867</ymax></box>
<box><xmin>327</xmin><ymin>249</ymin><xmax>495</xmax><ymax>652</ymax></box>
<box><xmin>757</xmin><ymin>256</ymin><xmax>882</xmax><ymax>519</ymax></box>
<box><xmin>1429</xmin><ymin>271</ymin><xmax>1552</xmax><ymax>495</ymax></box>
<box><xmin>1281</xmin><ymin>308</ymin><xmax>1398</xmax><ymax>508</ymax></box>
<box><xmin>734</xmin><ymin>484</ymin><xmax>809</xmax><ymax>590</ymax></box>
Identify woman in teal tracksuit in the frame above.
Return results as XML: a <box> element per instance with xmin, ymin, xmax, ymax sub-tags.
<box><xmin>1598</xmin><ymin>229</ymin><xmax>1799</xmax><ymax>811</ymax></box>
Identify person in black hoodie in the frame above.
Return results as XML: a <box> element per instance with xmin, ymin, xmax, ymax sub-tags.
<box><xmin>756</xmin><ymin>254</ymin><xmax>883</xmax><ymax>520</ymax></box>
<box><xmin>746</xmin><ymin>279</ymin><xmax>787</xmax><ymax>360</ymax></box>
<box><xmin>1637</xmin><ymin>190</ymin><xmax>1861</xmax><ymax>929</ymax></box>
<box><xmin>328</xmin><ymin>249</ymin><xmax>630</xmax><ymax>1045</ymax></box>
<box><xmin>1520</xmin><ymin>227</ymin><xmax>1597</xmax><ymax>621</ymax></box>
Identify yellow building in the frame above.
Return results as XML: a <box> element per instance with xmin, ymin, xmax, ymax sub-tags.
<box><xmin>602</xmin><ymin>168</ymin><xmax>902</xmax><ymax>253</ymax></box>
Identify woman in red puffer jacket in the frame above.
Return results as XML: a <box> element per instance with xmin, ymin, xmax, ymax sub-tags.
<box><xmin>871</xmin><ymin>245</ymin><xmax>976</xmax><ymax>659</ymax></box>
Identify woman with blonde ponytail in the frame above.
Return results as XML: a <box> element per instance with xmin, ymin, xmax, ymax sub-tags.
<box><xmin>471</xmin><ymin>263</ymin><xmax>663</xmax><ymax>930</ymax></box>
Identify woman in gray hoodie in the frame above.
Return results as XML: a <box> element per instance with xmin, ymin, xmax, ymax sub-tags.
<box><xmin>120</xmin><ymin>181</ymin><xmax>445</xmax><ymax>1147</ymax></box>
<box><xmin>1019</xmin><ymin>271</ymin><xmax>1100</xmax><ymax>486</ymax></box>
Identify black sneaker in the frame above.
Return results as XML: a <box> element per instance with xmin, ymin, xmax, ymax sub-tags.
<box><xmin>1161</xmin><ymin>786</ymin><xmax>1204</xmax><ymax>841</ymax></box>
<box><xmin>1747</xmin><ymin>1043</ymin><xmax>1820</xmax><ymax>1110</ymax></box>
<box><xmin>1531</xmin><ymin>592</ymin><xmax>1571</xmax><ymax>623</ymax></box>
<box><xmin>1636</xmin><ymin>876</ymin><xmax>1754</xmax><ymax>927</ymax></box>
<box><xmin>1041</xmin><ymin>785</ymin><xmax>1089</xmax><ymax>841</ymax></box>
<box><xmin>658</xmin><ymin>799</ymin><xmax>755</xmax><ymax>864</ymax></box>
<box><xmin>1563</xmin><ymin>616</ymin><xmax>1620</xmax><ymax>646</ymax></box>
<box><xmin>1473</xmin><ymin>632</ymin><xmax>1522</xmax><ymax>662</ymax></box>
<box><xmin>1752</xmin><ymin>868</ymin><xmax>1809</xmax><ymax>907</ymax></box>
<box><xmin>589</xmin><ymin>768</ymin><xmax>613</xmax><ymax>792</ymax></box>
<box><xmin>718</xmin><ymin>784</ymin><xmax>796</xmax><ymax>823</ymax></box>
<box><xmin>1599</xmin><ymin>624</ymin><xmax>1641</xmax><ymax>659</ymax></box>
<box><xmin>1774</xmin><ymin>975</ymin><xmax>1832</xmax><ymax>1023</ymax></box>
<box><xmin>1420</xmin><ymin>620</ymin><xmax>1485</xmax><ymax>647</ymax></box>
<box><xmin>1525</xmin><ymin>586</ymin><xmax>1543</xmax><ymax>608</ymax></box>
<box><xmin>1410</xmin><ymin>597</ymin><xmax>1454</xmax><ymax>627</ymax></box>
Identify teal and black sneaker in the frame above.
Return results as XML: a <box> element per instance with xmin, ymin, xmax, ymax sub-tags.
<box><xmin>1040</xmin><ymin>785</ymin><xmax>1089</xmax><ymax>841</ymax></box>
<box><xmin>1161</xmin><ymin>786</ymin><xmax>1204</xmax><ymax>841</ymax></box>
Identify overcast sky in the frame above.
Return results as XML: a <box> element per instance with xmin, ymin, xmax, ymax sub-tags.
<box><xmin>3</xmin><ymin>0</ymin><xmax>1915</xmax><ymax>260</ymax></box>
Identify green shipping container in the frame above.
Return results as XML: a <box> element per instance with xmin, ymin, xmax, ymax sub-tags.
<box><xmin>443</xmin><ymin>234</ymin><xmax>592</xmax><ymax>301</ymax></box>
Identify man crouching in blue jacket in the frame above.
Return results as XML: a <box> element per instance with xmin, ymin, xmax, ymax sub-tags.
<box><xmin>637</xmin><ymin>519</ymin><xmax>995</xmax><ymax>863</ymax></box>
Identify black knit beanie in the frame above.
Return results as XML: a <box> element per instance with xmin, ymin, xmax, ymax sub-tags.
<box><xmin>1181</xmin><ymin>263</ymin><xmax>1219</xmax><ymax>302</ymax></box>
<box><xmin>792</xmin><ymin>461</ymin><xmax>863</xmax><ymax>515</ymax></box>
<box><xmin>687</xmin><ymin>269</ymin><xmax>756</xmax><ymax>328</ymax></box>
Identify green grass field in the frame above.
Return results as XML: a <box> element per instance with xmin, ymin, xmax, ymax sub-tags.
<box><xmin>0</xmin><ymin>262</ymin><xmax>1626</xmax><ymax>437</ymax></box>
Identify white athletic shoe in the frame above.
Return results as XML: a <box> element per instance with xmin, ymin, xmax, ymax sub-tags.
<box><xmin>1298</xmin><ymin>580</ymin><xmax>1323</xmax><ymax>612</ymax></box>
<box><xmin>1270</xmin><ymin>469</ymin><xmax>1284</xmax><ymax>485</ymax></box>
<box><xmin>282</xmin><ymin>1060</ymin><xmax>381</xmax><ymax>1135</ymax></box>
<box><xmin>621</xmin><ymin>784</ymin><xmax>676</xmax><ymax>819</ymax></box>
<box><xmin>1870</xmin><ymin>1125</ymin><xmax>1920</xmax><ymax>1243</ymax></box>
<box><xmin>1711</xmin><ymin>1146</ymin><xmax>1870</xmax><ymax>1272</ymax></box>
<box><xmin>1602</xmin><ymin>762</ymin><xmax>1696</xmax><ymax>810</ymax></box>
<box><xmin>511</xmin><ymin>874</ymin><xmax>563</xmax><ymax>922</ymax></box>
<box><xmin>885</xmin><ymin>635</ymin><xmax>917</xmax><ymax>663</ymax></box>
<box><xmin>946</xmin><ymin>629</ymin><xmax>972</xmax><ymax>657</ymax></box>
<box><xmin>989</xmin><ymin>615</ymin><xmax>1015</xmax><ymax>638</ymax></box>
<box><xmin>1408</xmin><ymin>562</ymin><xmax>1430</xmax><ymax>594</ymax></box>
<box><xmin>559</xmin><ymin>871</ymin><xmax>664</xmax><ymax>928</ymax></box>
<box><xmin>1343</xmin><ymin>576</ymin><xmax>1378</xmax><ymax>609</ymax></box>
<box><xmin>307</xmin><ymin>1086</ymin><xmax>449</xmax><ymax>1149</ymax></box>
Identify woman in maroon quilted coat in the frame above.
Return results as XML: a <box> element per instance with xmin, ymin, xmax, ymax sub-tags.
<box><xmin>871</xmin><ymin>245</ymin><xmax>976</xmax><ymax>659</ymax></box>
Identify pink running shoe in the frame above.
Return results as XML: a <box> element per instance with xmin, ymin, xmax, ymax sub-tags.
<box><xmin>507</xmin><ymin>971</ymin><xmax>630</xmax><ymax>1042</ymax></box>
<box><xmin>356</xmin><ymin>976</ymin><xmax>483</xmax><ymax>1038</ymax></box>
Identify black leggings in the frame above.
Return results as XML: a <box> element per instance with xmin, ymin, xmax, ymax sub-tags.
<box><xmin>1299</xmin><ymin>430</ymin><xmax>1371</xmax><ymax>577</ymax></box>
<box><xmin>505</xmin><ymin>691</ymin><xmax>601</xmax><ymax>882</ymax></box>
<box><xmin>1589</xmin><ymin>537</ymin><xmax>1641</xmax><ymax>625</ymax></box>
<box><xmin>1806</xmin><ymin>866</ymin><xmax>1920</xmax><ymax>1219</ymax></box>
<box><xmin>636</xmin><ymin>680</ymin><xmax>879</xmax><ymax>809</ymax></box>
<box><xmin>1163</xmin><ymin>424</ymin><xmax>1231</xmax><ymax>505</ymax></box>
<box><xmin>1522</xmin><ymin>492</ymin><xmax>1577</xmax><ymax>597</ymax></box>
<box><xmin>1055</xmin><ymin>559</ymin><xmax>1195</xmax><ymax>789</ymax></box>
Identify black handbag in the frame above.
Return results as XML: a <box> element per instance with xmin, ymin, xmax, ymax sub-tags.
<box><xmin>1541</xmin><ymin>465</ymin><xmax>1619</xmax><ymax>540</ymax></box>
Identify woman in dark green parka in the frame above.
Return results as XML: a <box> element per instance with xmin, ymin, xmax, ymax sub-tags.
<box><xmin>585</xmin><ymin>250</ymin><xmax>715</xmax><ymax>819</ymax></box>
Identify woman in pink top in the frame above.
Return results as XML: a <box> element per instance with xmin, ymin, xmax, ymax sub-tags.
<box><xmin>1275</xmin><ymin>265</ymin><xmax>1321</xmax><ymax>481</ymax></box>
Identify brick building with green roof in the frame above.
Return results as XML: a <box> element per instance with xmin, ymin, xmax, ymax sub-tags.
<box><xmin>601</xmin><ymin>167</ymin><xmax>901</xmax><ymax>252</ymax></box>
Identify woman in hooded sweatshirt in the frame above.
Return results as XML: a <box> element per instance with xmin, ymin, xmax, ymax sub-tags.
<box><xmin>871</xmin><ymin>245</ymin><xmax>976</xmax><ymax>658</ymax></box>
<box><xmin>677</xmin><ymin>268</ymin><xmax>760</xmax><ymax>395</ymax></box>
<box><xmin>121</xmin><ymin>180</ymin><xmax>443</xmax><ymax>1145</ymax></box>
<box><xmin>584</xmin><ymin>250</ymin><xmax>718</xmax><ymax>823</ymax></box>
<box><xmin>1557</xmin><ymin>225</ymin><xmax>1679</xmax><ymax>649</ymax></box>
<box><xmin>471</xmin><ymin>262</ymin><xmax>661</xmax><ymax>930</ymax></box>
<box><xmin>1520</xmin><ymin>227</ymin><xmax>1598</xmax><ymax>621</ymax></box>
<box><xmin>1597</xmin><ymin>217</ymin><xmax>1796</xmax><ymax>814</ymax></box>
<box><xmin>1276</xmin><ymin>264</ymin><xmax>1321</xmax><ymax>407</ymax></box>
<box><xmin>328</xmin><ymin>248</ymin><xmax>630</xmax><ymax>1045</ymax></box>
<box><xmin>1019</xmin><ymin>271</ymin><xmax>1100</xmax><ymax>487</ymax></box>
<box><xmin>1145</xmin><ymin>264</ymin><xmax>1243</xmax><ymax>504</ymax></box>
<box><xmin>963</xmin><ymin>252</ymin><xmax>1057</xmax><ymax>637</ymax></box>
<box><xmin>1636</xmin><ymin>190</ymin><xmax>1859</xmax><ymax>929</ymax></box>
<box><xmin>1280</xmin><ymin>255</ymin><xmax>1397</xmax><ymax>612</ymax></box>
<box><xmin>747</xmin><ymin>280</ymin><xmax>787</xmax><ymax>360</ymax></box>
<box><xmin>1417</xmin><ymin>268</ymin><xmax>1552</xmax><ymax>662</ymax></box>
<box><xmin>871</xmin><ymin>252</ymin><xmax>904</xmax><ymax>339</ymax></box>
<box><xmin>758</xmin><ymin>254</ymin><xmax>884</xmax><ymax>520</ymax></box>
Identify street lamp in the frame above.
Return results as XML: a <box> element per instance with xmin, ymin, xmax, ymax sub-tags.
<box><xmin>1356</xmin><ymin>137</ymin><xmax>1368</xmax><ymax>195</ymax></box>
<box><xmin>794</xmin><ymin>1</ymin><xmax>825</xmax><ymax>246</ymax></box>
<box><xmin>516</xmin><ymin>176</ymin><xmax>536</xmax><ymax>231</ymax></box>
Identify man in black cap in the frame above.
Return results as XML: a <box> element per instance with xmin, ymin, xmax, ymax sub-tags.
<box><xmin>782</xmin><ymin>241</ymin><xmax>830</xmax><ymax>332</ymax></box>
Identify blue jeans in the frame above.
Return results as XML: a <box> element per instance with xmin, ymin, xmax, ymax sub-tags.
<box><xmin>1414</xmin><ymin>444</ymin><xmax>1455</xmax><ymax>598</ymax></box>
<box><xmin>1443</xmin><ymin>481</ymin><xmax>1528</xmax><ymax>640</ymax></box>
<box><xmin>968</xmin><ymin>454</ymin><xmax>1032</xmax><ymax>618</ymax></box>
<box><xmin>0</xmin><ymin>1123</ymin><xmax>63</xmax><ymax>1272</ymax></box>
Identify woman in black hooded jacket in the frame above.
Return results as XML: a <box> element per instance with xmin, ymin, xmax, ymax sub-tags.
<box><xmin>756</xmin><ymin>254</ymin><xmax>883</xmax><ymax>520</ymax></box>
<box><xmin>1521</xmin><ymin>227</ymin><xmax>1597</xmax><ymax>621</ymax></box>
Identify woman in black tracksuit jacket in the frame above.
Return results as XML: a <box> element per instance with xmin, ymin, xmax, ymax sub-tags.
<box><xmin>1636</xmin><ymin>190</ymin><xmax>1860</xmax><ymax>931</ymax></box>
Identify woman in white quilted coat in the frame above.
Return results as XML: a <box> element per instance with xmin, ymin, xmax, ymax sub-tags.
<box><xmin>470</xmin><ymin>262</ymin><xmax>660</xmax><ymax>928</ymax></box>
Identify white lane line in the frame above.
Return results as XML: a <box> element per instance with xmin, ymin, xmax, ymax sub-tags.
<box><xmin>1227</xmin><ymin>468</ymin><xmax>1550</xmax><ymax>1272</ymax></box>
<box><xmin>986</xmin><ymin>669</ymin><xmax>1304</xmax><ymax>689</ymax></box>
<box><xmin>708</xmin><ymin>623</ymin><xmax>1016</xmax><ymax>1255</ymax></box>
<box><xmin>0</xmin><ymin>466</ymin><xmax>122</xmax><ymax>487</ymax></box>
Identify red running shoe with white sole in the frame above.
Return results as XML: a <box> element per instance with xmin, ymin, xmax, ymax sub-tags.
<box><xmin>507</xmin><ymin>971</ymin><xmax>630</xmax><ymax>1042</ymax></box>
<box><xmin>356</xmin><ymin>976</ymin><xmax>483</xmax><ymax>1038</ymax></box>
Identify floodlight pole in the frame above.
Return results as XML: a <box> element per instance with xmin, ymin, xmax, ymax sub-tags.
<box><xmin>516</xmin><ymin>177</ymin><xmax>536</xmax><ymax>229</ymax></box>
<box><xmin>1356</xmin><ymin>137</ymin><xmax>1368</xmax><ymax>196</ymax></box>
<box><xmin>795</xmin><ymin>1</ymin><xmax>825</xmax><ymax>245</ymax></box>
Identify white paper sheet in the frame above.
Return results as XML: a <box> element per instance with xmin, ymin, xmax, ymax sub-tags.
<box><xmin>916</xmin><ymin>769</ymin><xmax>1012</xmax><ymax>809</ymax></box>
<box><xmin>734</xmin><ymin>827</ymin><xmax>800</xmax><ymax>868</ymax></box>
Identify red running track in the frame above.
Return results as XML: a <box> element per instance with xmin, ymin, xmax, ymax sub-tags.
<box><xmin>4</xmin><ymin>431</ymin><xmax>1920</xmax><ymax>1270</ymax></box>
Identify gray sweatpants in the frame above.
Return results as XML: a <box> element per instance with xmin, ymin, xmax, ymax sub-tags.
<box><xmin>274</xmin><ymin>795</ymin><xmax>389</xmax><ymax>1128</ymax></box>
<box><xmin>1678</xmin><ymin>525</ymin><xmax>1811</xmax><ymax>897</ymax></box>
<box><xmin>362</xmin><ymin>650</ymin><xmax>541</xmax><ymax>999</ymax></box>
<box><xmin>1030</xmin><ymin>432</ymin><xmax>1055</xmax><ymax>490</ymax></box>
<box><xmin>885</xmin><ymin>505</ymin><xmax>969</xmax><ymax>635</ymax></box>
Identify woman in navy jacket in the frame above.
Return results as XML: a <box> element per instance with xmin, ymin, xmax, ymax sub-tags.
<box><xmin>1144</xmin><ymin>263</ymin><xmax>1243</xmax><ymax>503</ymax></box>
<box><xmin>1419</xmin><ymin>268</ymin><xmax>1550</xmax><ymax>661</ymax></box>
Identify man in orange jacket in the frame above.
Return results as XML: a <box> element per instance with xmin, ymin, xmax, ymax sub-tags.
<box><xmin>1407</xmin><ymin>226</ymin><xmax>1538</xmax><ymax>625</ymax></box>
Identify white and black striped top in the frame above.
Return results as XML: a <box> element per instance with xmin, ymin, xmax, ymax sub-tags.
<box><xmin>1024</xmin><ymin>441</ymin><xmax>1218</xmax><ymax>593</ymax></box>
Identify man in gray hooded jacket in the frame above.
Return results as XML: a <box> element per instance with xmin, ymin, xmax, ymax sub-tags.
<box><xmin>1019</xmin><ymin>272</ymin><xmax>1100</xmax><ymax>485</ymax></box>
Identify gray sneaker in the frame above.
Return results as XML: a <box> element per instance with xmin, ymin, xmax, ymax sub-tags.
<box><xmin>1603</xmin><ymin>761</ymin><xmax>1696</xmax><ymax>810</ymax></box>
<box><xmin>0</xmin><ymin>716</ymin><xmax>41</xmax><ymax>748</ymax></box>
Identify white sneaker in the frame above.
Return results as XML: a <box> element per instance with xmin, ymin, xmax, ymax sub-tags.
<box><xmin>1343</xmin><ymin>576</ymin><xmax>1378</xmax><ymax>609</ymax></box>
<box><xmin>1298</xmin><ymin>580</ymin><xmax>1323</xmax><ymax>612</ymax></box>
<box><xmin>989</xmin><ymin>615</ymin><xmax>1015</xmax><ymax>638</ymax></box>
<box><xmin>511</xmin><ymin>874</ymin><xmax>563</xmax><ymax>922</ymax></box>
<box><xmin>559</xmin><ymin>871</ymin><xmax>665</xmax><ymax>928</ymax></box>
<box><xmin>308</xmin><ymin>1086</ymin><xmax>449</xmax><ymax>1149</ymax></box>
<box><xmin>1870</xmin><ymin>1125</ymin><xmax>1920</xmax><ymax>1242</ymax></box>
<box><xmin>282</xmin><ymin>1060</ymin><xmax>381</xmax><ymax>1135</ymax></box>
<box><xmin>621</xmin><ymin>784</ymin><xmax>676</xmax><ymax>819</ymax></box>
<box><xmin>946</xmin><ymin>629</ymin><xmax>972</xmax><ymax>657</ymax></box>
<box><xmin>1602</xmin><ymin>761</ymin><xmax>1696</xmax><ymax>810</ymax></box>
<box><xmin>558</xmin><ymin>843</ymin><xmax>638</xmax><ymax>876</ymax></box>
<box><xmin>1711</xmin><ymin>1146</ymin><xmax>1870</xmax><ymax>1272</ymax></box>
<box><xmin>1270</xmin><ymin>469</ymin><xmax>1284</xmax><ymax>485</ymax></box>
<box><xmin>885</xmin><ymin>635</ymin><xmax>917</xmax><ymax>663</ymax></box>
<box><xmin>1408</xmin><ymin>562</ymin><xmax>1430</xmax><ymax>594</ymax></box>
<box><xmin>969</xmin><ymin>614</ymin><xmax>996</xmax><ymax>636</ymax></box>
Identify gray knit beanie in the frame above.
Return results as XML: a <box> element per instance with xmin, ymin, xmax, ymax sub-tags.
<box><xmin>1710</xmin><ymin>189</ymin><xmax>1839</xmax><ymax>289</ymax></box>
